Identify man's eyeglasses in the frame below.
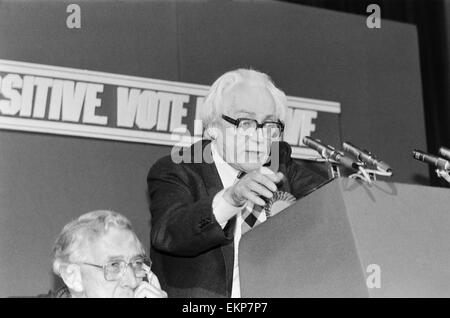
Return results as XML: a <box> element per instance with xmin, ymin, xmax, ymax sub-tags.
<box><xmin>221</xmin><ymin>114</ymin><xmax>284</xmax><ymax>138</ymax></box>
<box><xmin>79</xmin><ymin>256</ymin><xmax>152</xmax><ymax>281</ymax></box>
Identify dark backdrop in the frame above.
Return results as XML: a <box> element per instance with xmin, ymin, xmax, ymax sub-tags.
<box><xmin>282</xmin><ymin>0</ymin><xmax>450</xmax><ymax>186</ymax></box>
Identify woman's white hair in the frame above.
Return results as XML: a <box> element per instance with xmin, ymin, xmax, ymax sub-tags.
<box><xmin>200</xmin><ymin>68</ymin><xmax>287</xmax><ymax>138</ymax></box>
<box><xmin>52</xmin><ymin>210</ymin><xmax>144</xmax><ymax>276</ymax></box>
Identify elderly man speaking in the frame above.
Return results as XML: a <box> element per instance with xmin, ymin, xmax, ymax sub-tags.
<box><xmin>147</xmin><ymin>69</ymin><xmax>327</xmax><ymax>297</ymax></box>
<box><xmin>48</xmin><ymin>210</ymin><xmax>167</xmax><ymax>298</ymax></box>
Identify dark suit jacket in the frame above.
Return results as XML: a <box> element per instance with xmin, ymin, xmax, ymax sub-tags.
<box><xmin>147</xmin><ymin>139</ymin><xmax>327</xmax><ymax>297</ymax></box>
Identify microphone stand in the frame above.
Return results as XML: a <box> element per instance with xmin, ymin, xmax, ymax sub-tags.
<box><xmin>435</xmin><ymin>169</ymin><xmax>450</xmax><ymax>183</ymax></box>
<box><xmin>323</xmin><ymin>147</ymin><xmax>392</xmax><ymax>184</ymax></box>
<box><xmin>313</xmin><ymin>146</ymin><xmax>346</xmax><ymax>179</ymax></box>
<box><xmin>437</xmin><ymin>147</ymin><xmax>450</xmax><ymax>183</ymax></box>
<box><xmin>347</xmin><ymin>159</ymin><xmax>393</xmax><ymax>184</ymax></box>
<box><xmin>327</xmin><ymin>159</ymin><xmax>342</xmax><ymax>179</ymax></box>
<box><xmin>304</xmin><ymin>137</ymin><xmax>393</xmax><ymax>184</ymax></box>
<box><xmin>349</xmin><ymin>165</ymin><xmax>392</xmax><ymax>184</ymax></box>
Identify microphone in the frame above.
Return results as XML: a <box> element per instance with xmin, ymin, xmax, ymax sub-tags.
<box><xmin>343</xmin><ymin>141</ymin><xmax>392</xmax><ymax>173</ymax></box>
<box><xmin>438</xmin><ymin>147</ymin><xmax>450</xmax><ymax>161</ymax></box>
<box><xmin>412</xmin><ymin>149</ymin><xmax>450</xmax><ymax>171</ymax></box>
<box><xmin>303</xmin><ymin>137</ymin><xmax>359</xmax><ymax>170</ymax></box>
<box><xmin>303</xmin><ymin>136</ymin><xmax>331</xmax><ymax>158</ymax></box>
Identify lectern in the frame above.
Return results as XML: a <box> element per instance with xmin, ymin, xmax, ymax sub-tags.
<box><xmin>239</xmin><ymin>178</ymin><xmax>450</xmax><ymax>297</ymax></box>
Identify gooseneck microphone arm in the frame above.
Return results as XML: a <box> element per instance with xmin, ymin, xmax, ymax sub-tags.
<box><xmin>438</xmin><ymin>147</ymin><xmax>450</xmax><ymax>161</ymax></box>
<box><xmin>412</xmin><ymin>149</ymin><xmax>450</xmax><ymax>171</ymax></box>
<box><xmin>413</xmin><ymin>149</ymin><xmax>450</xmax><ymax>183</ymax></box>
<box><xmin>343</xmin><ymin>141</ymin><xmax>392</xmax><ymax>173</ymax></box>
<box><xmin>303</xmin><ymin>137</ymin><xmax>393</xmax><ymax>183</ymax></box>
<box><xmin>303</xmin><ymin>137</ymin><xmax>359</xmax><ymax>171</ymax></box>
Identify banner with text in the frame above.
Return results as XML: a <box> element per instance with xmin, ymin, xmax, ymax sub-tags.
<box><xmin>0</xmin><ymin>60</ymin><xmax>341</xmax><ymax>159</ymax></box>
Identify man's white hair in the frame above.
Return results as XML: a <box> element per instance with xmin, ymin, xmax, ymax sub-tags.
<box><xmin>52</xmin><ymin>210</ymin><xmax>144</xmax><ymax>276</ymax></box>
<box><xmin>200</xmin><ymin>68</ymin><xmax>287</xmax><ymax>137</ymax></box>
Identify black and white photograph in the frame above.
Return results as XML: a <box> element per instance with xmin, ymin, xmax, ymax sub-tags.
<box><xmin>0</xmin><ymin>0</ymin><xmax>450</xmax><ymax>304</ymax></box>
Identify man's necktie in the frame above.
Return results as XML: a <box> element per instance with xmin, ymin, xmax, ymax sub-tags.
<box><xmin>237</xmin><ymin>172</ymin><xmax>270</xmax><ymax>235</ymax></box>
<box><xmin>241</xmin><ymin>201</ymin><xmax>268</xmax><ymax>235</ymax></box>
